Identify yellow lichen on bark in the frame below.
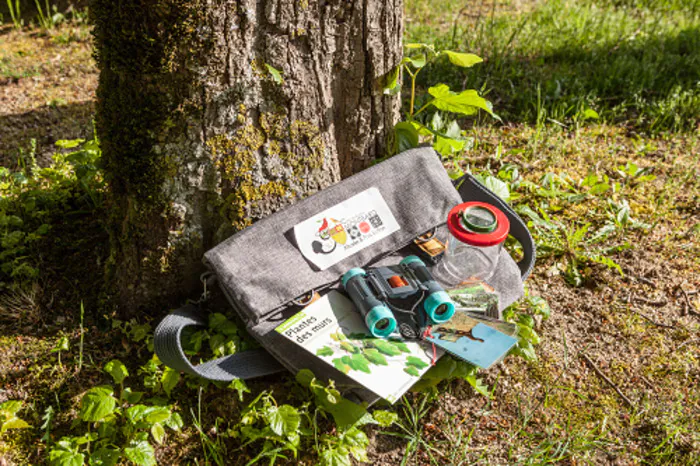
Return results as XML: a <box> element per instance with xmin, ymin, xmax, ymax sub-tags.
<box><xmin>207</xmin><ymin>110</ymin><xmax>326</xmax><ymax>230</ymax></box>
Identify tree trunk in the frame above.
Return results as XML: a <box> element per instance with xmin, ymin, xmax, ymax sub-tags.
<box><xmin>91</xmin><ymin>0</ymin><xmax>404</xmax><ymax>313</ymax></box>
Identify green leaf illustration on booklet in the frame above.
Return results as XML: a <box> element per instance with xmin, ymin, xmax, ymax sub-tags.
<box><xmin>278</xmin><ymin>291</ymin><xmax>438</xmax><ymax>403</ymax></box>
<box><xmin>323</xmin><ymin>332</ymin><xmax>414</xmax><ymax>376</ymax></box>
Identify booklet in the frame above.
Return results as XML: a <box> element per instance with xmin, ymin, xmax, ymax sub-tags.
<box><xmin>276</xmin><ymin>290</ymin><xmax>439</xmax><ymax>403</ymax></box>
<box><xmin>424</xmin><ymin>311</ymin><xmax>518</xmax><ymax>369</ymax></box>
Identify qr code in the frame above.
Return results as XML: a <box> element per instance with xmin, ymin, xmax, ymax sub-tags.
<box><xmin>368</xmin><ymin>212</ymin><xmax>383</xmax><ymax>228</ymax></box>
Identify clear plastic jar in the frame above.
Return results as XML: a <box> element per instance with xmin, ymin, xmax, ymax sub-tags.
<box><xmin>432</xmin><ymin>202</ymin><xmax>510</xmax><ymax>288</ymax></box>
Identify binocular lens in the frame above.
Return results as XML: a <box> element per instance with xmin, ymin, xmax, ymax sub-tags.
<box><xmin>435</xmin><ymin>303</ymin><xmax>449</xmax><ymax>316</ymax></box>
<box><xmin>375</xmin><ymin>318</ymin><xmax>391</xmax><ymax>331</ymax></box>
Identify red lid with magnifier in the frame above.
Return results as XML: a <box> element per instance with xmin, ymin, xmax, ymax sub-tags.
<box><xmin>446</xmin><ymin>202</ymin><xmax>510</xmax><ymax>247</ymax></box>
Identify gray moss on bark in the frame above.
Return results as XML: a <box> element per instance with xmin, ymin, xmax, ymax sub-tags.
<box><xmin>92</xmin><ymin>0</ymin><xmax>403</xmax><ymax>312</ymax></box>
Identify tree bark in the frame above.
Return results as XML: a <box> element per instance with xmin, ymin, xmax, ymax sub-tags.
<box><xmin>91</xmin><ymin>0</ymin><xmax>403</xmax><ymax>313</ymax></box>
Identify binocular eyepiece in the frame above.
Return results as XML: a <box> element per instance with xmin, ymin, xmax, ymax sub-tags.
<box><xmin>342</xmin><ymin>256</ymin><xmax>455</xmax><ymax>338</ymax></box>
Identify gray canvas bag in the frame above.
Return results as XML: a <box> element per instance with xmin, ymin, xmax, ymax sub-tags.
<box><xmin>154</xmin><ymin>147</ymin><xmax>535</xmax><ymax>404</ymax></box>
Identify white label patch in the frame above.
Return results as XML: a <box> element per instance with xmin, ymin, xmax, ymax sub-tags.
<box><xmin>294</xmin><ymin>187</ymin><xmax>401</xmax><ymax>270</ymax></box>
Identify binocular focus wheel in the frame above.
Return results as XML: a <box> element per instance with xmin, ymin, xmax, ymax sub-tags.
<box><xmin>424</xmin><ymin>291</ymin><xmax>456</xmax><ymax>323</ymax></box>
<box><xmin>365</xmin><ymin>305</ymin><xmax>397</xmax><ymax>338</ymax></box>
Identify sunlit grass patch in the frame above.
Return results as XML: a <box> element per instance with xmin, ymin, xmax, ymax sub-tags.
<box><xmin>406</xmin><ymin>0</ymin><xmax>700</xmax><ymax>133</ymax></box>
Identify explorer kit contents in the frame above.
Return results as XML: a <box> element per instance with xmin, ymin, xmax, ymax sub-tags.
<box><xmin>341</xmin><ymin>201</ymin><xmax>518</xmax><ymax>370</ymax></box>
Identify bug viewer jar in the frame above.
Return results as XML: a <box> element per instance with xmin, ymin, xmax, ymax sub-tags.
<box><xmin>432</xmin><ymin>202</ymin><xmax>511</xmax><ymax>288</ymax></box>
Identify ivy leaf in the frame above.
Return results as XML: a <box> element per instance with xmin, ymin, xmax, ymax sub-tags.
<box><xmin>465</xmin><ymin>375</ymin><xmax>491</xmax><ymax>397</ymax></box>
<box><xmin>391</xmin><ymin>340</ymin><xmax>411</xmax><ymax>353</ymax></box>
<box><xmin>266</xmin><ymin>405</ymin><xmax>301</xmax><ymax>438</ymax></box>
<box><xmin>411</xmin><ymin>356</ymin><xmax>478</xmax><ymax>391</ymax></box>
<box><xmin>428</xmin><ymin>84</ymin><xmax>497</xmax><ymax>118</ymax></box>
<box><xmin>316</xmin><ymin>346</ymin><xmax>334</xmax><ymax>357</ymax></box>
<box><xmin>104</xmin><ymin>360</ymin><xmax>129</xmax><ymax>385</ymax></box>
<box><xmin>296</xmin><ymin>371</ymin><xmax>372</xmax><ymax>430</ymax></box>
<box><xmin>433</xmin><ymin>134</ymin><xmax>466</xmax><ymax>157</ymax></box>
<box><xmin>362</xmin><ymin>348</ymin><xmax>387</xmax><ymax>366</ymax></box>
<box><xmin>98</xmin><ymin>419</ymin><xmax>118</xmax><ymax>441</ymax></box>
<box><xmin>528</xmin><ymin>296</ymin><xmax>551</xmax><ymax>319</ymax></box>
<box><xmin>443</xmin><ymin>51</ymin><xmax>483</xmax><ymax>68</ymax></box>
<box><xmin>79</xmin><ymin>386</ymin><xmax>116</xmax><ymax>422</ymax></box>
<box><xmin>49</xmin><ymin>447</ymin><xmax>85</xmax><ymax>466</ymax></box>
<box><xmin>164</xmin><ymin>412</ymin><xmax>184</xmax><ymax>431</ymax></box>
<box><xmin>408</xmin><ymin>53</ymin><xmax>427</xmax><ymax>68</ymax></box>
<box><xmin>187</xmin><ymin>330</ymin><xmax>206</xmax><ymax>353</ymax></box>
<box><xmin>393</xmin><ymin>121</ymin><xmax>419</xmax><ymax>153</ymax></box>
<box><xmin>265</xmin><ymin>64</ymin><xmax>284</xmax><ymax>84</ymax></box>
<box><xmin>332</xmin><ymin>358</ymin><xmax>351</xmax><ymax>374</ymax></box>
<box><xmin>161</xmin><ymin>367</ymin><xmax>180</xmax><ymax>397</ymax></box>
<box><xmin>209</xmin><ymin>333</ymin><xmax>226</xmax><ymax>357</ymax></box>
<box><xmin>0</xmin><ymin>400</ymin><xmax>23</xmax><ymax>416</ymax></box>
<box><xmin>514</xmin><ymin>341</ymin><xmax>537</xmax><ymax>361</ymax></box>
<box><xmin>404</xmin><ymin>366</ymin><xmax>420</xmax><ymax>377</ymax></box>
<box><xmin>124</xmin><ymin>440</ymin><xmax>156</xmax><ymax>466</ymax></box>
<box><xmin>343</xmin><ymin>427</ymin><xmax>369</xmax><ymax>461</ymax></box>
<box><xmin>151</xmin><ymin>422</ymin><xmax>166</xmax><ymax>444</ymax></box>
<box><xmin>228</xmin><ymin>379</ymin><xmax>250</xmax><ymax>402</ymax></box>
<box><xmin>320</xmin><ymin>448</ymin><xmax>351</xmax><ymax>466</ymax></box>
<box><xmin>340</xmin><ymin>355</ymin><xmax>354</xmax><ymax>370</ymax></box>
<box><xmin>125</xmin><ymin>405</ymin><xmax>149</xmax><ymax>423</ymax></box>
<box><xmin>331</xmin><ymin>331</ymin><xmax>347</xmax><ymax>341</ymax></box>
<box><xmin>371</xmin><ymin>340</ymin><xmax>402</xmax><ymax>356</ymax></box>
<box><xmin>208</xmin><ymin>313</ymin><xmax>239</xmax><ymax>337</ymax></box>
<box><xmin>340</xmin><ymin>341</ymin><xmax>360</xmax><ymax>354</ymax></box>
<box><xmin>406</xmin><ymin>356</ymin><xmax>429</xmax><ymax>369</ymax></box>
<box><xmin>348</xmin><ymin>354</ymin><xmax>371</xmax><ymax>374</ymax></box>
<box><xmin>52</xmin><ymin>336</ymin><xmax>70</xmax><ymax>353</ymax></box>
<box><xmin>371</xmin><ymin>410</ymin><xmax>398</xmax><ymax>427</ymax></box>
<box><xmin>122</xmin><ymin>388</ymin><xmax>144</xmax><ymax>405</ymax></box>
<box><xmin>89</xmin><ymin>447</ymin><xmax>121</xmax><ymax>466</ymax></box>
<box><xmin>517</xmin><ymin>323</ymin><xmax>540</xmax><ymax>346</ymax></box>
<box><xmin>2</xmin><ymin>417</ymin><xmax>30</xmax><ymax>431</ymax></box>
<box><xmin>145</xmin><ymin>406</ymin><xmax>171</xmax><ymax>424</ymax></box>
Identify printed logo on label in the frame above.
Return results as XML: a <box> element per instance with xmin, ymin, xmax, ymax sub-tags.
<box><xmin>294</xmin><ymin>188</ymin><xmax>401</xmax><ymax>270</ymax></box>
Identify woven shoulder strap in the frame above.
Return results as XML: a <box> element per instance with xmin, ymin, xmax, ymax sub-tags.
<box><xmin>154</xmin><ymin>304</ymin><xmax>284</xmax><ymax>381</ymax></box>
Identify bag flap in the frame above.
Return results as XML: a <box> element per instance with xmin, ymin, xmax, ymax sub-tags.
<box><xmin>204</xmin><ymin>147</ymin><xmax>462</xmax><ymax>323</ymax></box>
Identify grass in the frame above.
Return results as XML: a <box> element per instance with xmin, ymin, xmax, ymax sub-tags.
<box><xmin>1</xmin><ymin>1</ymin><xmax>699</xmax><ymax>465</ymax></box>
<box><xmin>406</xmin><ymin>0</ymin><xmax>700</xmax><ymax>133</ymax></box>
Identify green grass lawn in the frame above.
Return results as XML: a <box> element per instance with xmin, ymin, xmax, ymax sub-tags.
<box><xmin>1</xmin><ymin>1</ymin><xmax>699</xmax><ymax>465</ymax></box>
<box><xmin>407</xmin><ymin>0</ymin><xmax>700</xmax><ymax>133</ymax></box>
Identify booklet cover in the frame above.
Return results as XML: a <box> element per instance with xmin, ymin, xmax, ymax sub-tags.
<box><xmin>276</xmin><ymin>291</ymin><xmax>439</xmax><ymax>403</ymax></box>
<box><xmin>424</xmin><ymin>311</ymin><xmax>518</xmax><ymax>369</ymax></box>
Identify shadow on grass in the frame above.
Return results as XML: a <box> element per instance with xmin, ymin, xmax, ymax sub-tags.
<box><xmin>0</xmin><ymin>105</ymin><xmax>108</xmax><ymax>332</ymax></box>
<box><xmin>0</xmin><ymin>100</ymin><xmax>95</xmax><ymax>167</ymax></box>
<box><xmin>417</xmin><ymin>11</ymin><xmax>700</xmax><ymax>132</ymax></box>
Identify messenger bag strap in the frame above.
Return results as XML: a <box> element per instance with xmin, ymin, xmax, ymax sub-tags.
<box><xmin>154</xmin><ymin>304</ymin><xmax>284</xmax><ymax>381</ymax></box>
<box><xmin>455</xmin><ymin>173</ymin><xmax>536</xmax><ymax>280</ymax></box>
